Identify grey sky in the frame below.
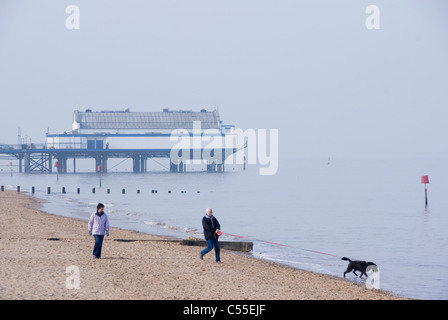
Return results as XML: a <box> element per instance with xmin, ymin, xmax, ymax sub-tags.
<box><xmin>0</xmin><ymin>0</ymin><xmax>447</xmax><ymax>161</ymax></box>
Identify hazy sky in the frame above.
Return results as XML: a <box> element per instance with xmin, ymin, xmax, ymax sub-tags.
<box><xmin>0</xmin><ymin>0</ymin><xmax>447</xmax><ymax>161</ymax></box>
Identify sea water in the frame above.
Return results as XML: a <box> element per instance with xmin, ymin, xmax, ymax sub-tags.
<box><xmin>1</xmin><ymin>156</ymin><xmax>447</xmax><ymax>300</ymax></box>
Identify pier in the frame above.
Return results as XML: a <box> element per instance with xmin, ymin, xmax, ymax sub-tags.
<box><xmin>0</xmin><ymin>108</ymin><xmax>242</xmax><ymax>174</ymax></box>
<box><xmin>0</xmin><ymin>145</ymin><xmax>237</xmax><ymax>174</ymax></box>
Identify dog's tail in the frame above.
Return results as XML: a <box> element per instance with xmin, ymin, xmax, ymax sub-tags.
<box><xmin>341</xmin><ymin>257</ymin><xmax>352</xmax><ymax>262</ymax></box>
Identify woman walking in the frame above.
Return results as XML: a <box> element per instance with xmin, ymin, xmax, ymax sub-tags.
<box><xmin>88</xmin><ymin>203</ymin><xmax>110</xmax><ymax>259</ymax></box>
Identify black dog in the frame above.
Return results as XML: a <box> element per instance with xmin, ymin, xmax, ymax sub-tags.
<box><xmin>341</xmin><ymin>257</ymin><xmax>377</xmax><ymax>278</ymax></box>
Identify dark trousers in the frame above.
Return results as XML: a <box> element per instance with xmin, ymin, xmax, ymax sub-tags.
<box><xmin>200</xmin><ymin>238</ymin><xmax>221</xmax><ymax>262</ymax></box>
<box><xmin>93</xmin><ymin>235</ymin><xmax>104</xmax><ymax>258</ymax></box>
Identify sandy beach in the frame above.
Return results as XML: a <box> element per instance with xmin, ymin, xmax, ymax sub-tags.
<box><xmin>0</xmin><ymin>190</ymin><xmax>410</xmax><ymax>300</ymax></box>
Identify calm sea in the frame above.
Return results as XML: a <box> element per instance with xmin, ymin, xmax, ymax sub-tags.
<box><xmin>1</xmin><ymin>156</ymin><xmax>447</xmax><ymax>300</ymax></box>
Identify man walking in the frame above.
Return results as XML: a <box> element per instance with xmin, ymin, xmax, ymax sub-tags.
<box><xmin>200</xmin><ymin>208</ymin><xmax>221</xmax><ymax>263</ymax></box>
<box><xmin>88</xmin><ymin>203</ymin><xmax>110</xmax><ymax>259</ymax></box>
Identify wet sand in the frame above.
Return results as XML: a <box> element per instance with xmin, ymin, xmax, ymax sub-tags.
<box><xmin>0</xmin><ymin>190</ymin><xmax>410</xmax><ymax>300</ymax></box>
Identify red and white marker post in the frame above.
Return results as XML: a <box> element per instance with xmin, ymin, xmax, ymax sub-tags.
<box><xmin>421</xmin><ymin>175</ymin><xmax>429</xmax><ymax>208</ymax></box>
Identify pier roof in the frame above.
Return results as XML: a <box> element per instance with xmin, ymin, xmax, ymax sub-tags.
<box><xmin>73</xmin><ymin>108</ymin><xmax>221</xmax><ymax>130</ymax></box>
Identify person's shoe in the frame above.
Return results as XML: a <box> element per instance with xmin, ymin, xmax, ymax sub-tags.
<box><xmin>199</xmin><ymin>253</ymin><xmax>203</xmax><ymax>260</ymax></box>
<box><xmin>92</xmin><ymin>255</ymin><xmax>98</xmax><ymax>259</ymax></box>
<box><xmin>216</xmin><ymin>260</ymin><xmax>222</xmax><ymax>263</ymax></box>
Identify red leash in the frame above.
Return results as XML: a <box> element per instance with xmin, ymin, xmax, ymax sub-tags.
<box><xmin>223</xmin><ymin>232</ymin><xmax>340</xmax><ymax>256</ymax></box>
<box><xmin>260</xmin><ymin>240</ymin><xmax>292</xmax><ymax>248</ymax></box>
<box><xmin>222</xmin><ymin>232</ymin><xmax>247</xmax><ymax>239</ymax></box>
<box><xmin>300</xmin><ymin>248</ymin><xmax>341</xmax><ymax>258</ymax></box>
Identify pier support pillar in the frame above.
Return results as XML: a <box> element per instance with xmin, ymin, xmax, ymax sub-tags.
<box><xmin>95</xmin><ymin>156</ymin><xmax>108</xmax><ymax>173</ymax></box>
<box><xmin>57</xmin><ymin>156</ymin><xmax>67</xmax><ymax>174</ymax></box>
<box><xmin>102</xmin><ymin>156</ymin><xmax>107</xmax><ymax>173</ymax></box>
<box><xmin>131</xmin><ymin>155</ymin><xmax>147</xmax><ymax>173</ymax></box>
<box><xmin>18</xmin><ymin>155</ymin><xmax>23</xmax><ymax>173</ymax></box>
<box><xmin>179</xmin><ymin>161</ymin><xmax>184</xmax><ymax>173</ymax></box>
<box><xmin>170</xmin><ymin>159</ymin><xmax>178</xmax><ymax>173</ymax></box>
<box><xmin>24</xmin><ymin>153</ymin><xmax>30</xmax><ymax>173</ymax></box>
<box><xmin>207</xmin><ymin>161</ymin><xmax>216</xmax><ymax>172</ymax></box>
<box><xmin>132</xmin><ymin>155</ymin><xmax>140</xmax><ymax>173</ymax></box>
<box><xmin>48</xmin><ymin>154</ymin><xmax>52</xmax><ymax>173</ymax></box>
<box><xmin>140</xmin><ymin>156</ymin><xmax>147</xmax><ymax>173</ymax></box>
